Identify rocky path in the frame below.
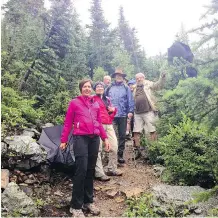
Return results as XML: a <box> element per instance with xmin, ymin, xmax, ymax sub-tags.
<box><xmin>2</xmin><ymin>140</ymin><xmax>160</xmax><ymax>217</ymax></box>
<box><xmin>39</xmin><ymin>140</ymin><xmax>160</xmax><ymax>217</ymax></box>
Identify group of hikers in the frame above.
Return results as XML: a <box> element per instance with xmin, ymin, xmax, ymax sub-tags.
<box><xmin>60</xmin><ymin>68</ymin><xmax>166</xmax><ymax>217</ymax></box>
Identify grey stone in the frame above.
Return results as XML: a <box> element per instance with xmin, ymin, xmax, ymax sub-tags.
<box><xmin>24</xmin><ymin>179</ymin><xmax>37</xmax><ymax>185</ymax></box>
<box><xmin>153</xmin><ymin>165</ymin><xmax>166</xmax><ymax>177</ymax></box>
<box><xmin>22</xmin><ymin>130</ymin><xmax>35</xmax><ymax>138</ymax></box>
<box><xmin>194</xmin><ymin>208</ymin><xmax>202</xmax><ymax>214</ymax></box>
<box><xmin>19</xmin><ymin>185</ymin><xmax>34</xmax><ymax>197</ymax></box>
<box><xmin>2</xmin><ymin>182</ymin><xmax>38</xmax><ymax>216</ymax></box>
<box><xmin>23</xmin><ymin>128</ymin><xmax>40</xmax><ymax>137</ymax></box>
<box><xmin>4</xmin><ymin>135</ymin><xmax>47</xmax><ymax>170</ymax></box>
<box><xmin>152</xmin><ymin>184</ymin><xmax>205</xmax><ymax>204</ymax></box>
<box><xmin>152</xmin><ymin>184</ymin><xmax>218</xmax><ymax>216</ymax></box>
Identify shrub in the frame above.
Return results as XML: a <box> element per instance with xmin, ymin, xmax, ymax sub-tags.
<box><xmin>1</xmin><ymin>86</ymin><xmax>43</xmax><ymax>134</ymax></box>
<box><xmin>124</xmin><ymin>194</ymin><xmax>159</xmax><ymax>217</ymax></box>
<box><xmin>147</xmin><ymin>115</ymin><xmax>218</xmax><ymax>187</ymax></box>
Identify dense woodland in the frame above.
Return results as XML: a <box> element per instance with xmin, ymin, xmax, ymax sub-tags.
<box><xmin>1</xmin><ymin>0</ymin><xmax>218</xmax><ymax>197</ymax></box>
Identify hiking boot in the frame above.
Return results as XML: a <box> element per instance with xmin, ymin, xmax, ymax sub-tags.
<box><xmin>118</xmin><ymin>157</ymin><xmax>125</xmax><ymax>164</ymax></box>
<box><xmin>106</xmin><ymin>169</ymin><xmax>123</xmax><ymax>176</ymax></box>
<box><xmin>69</xmin><ymin>208</ymin><xmax>85</xmax><ymax>217</ymax></box>
<box><xmin>95</xmin><ymin>174</ymin><xmax>110</xmax><ymax>182</ymax></box>
<box><xmin>83</xmin><ymin>203</ymin><xmax>100</xmax><ymax>216</ymax></box>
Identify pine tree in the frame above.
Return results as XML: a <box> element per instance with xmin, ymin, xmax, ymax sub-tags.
<box><xmin>118</xmin><ymin>6</ymin><xmax>146</xmax><ymax>73</ymax></box>
<box><xmin>1</xmin><ymin>0</ymin><xmax>46</xmax><ymax>76</ymax></box>
<box><xmin>18</xmin><ymin>0</ymin><xmax>79</xmax><ymax>96</ymax></box>
<box><xmin>87</xmin><ymin>0</ymin><xmax>116</xmax><ymax>78</ymax></box>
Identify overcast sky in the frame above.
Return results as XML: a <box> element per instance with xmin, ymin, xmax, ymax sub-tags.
<box><xmin>2</xmin><ymin>0</ymin><xmax>210</xmax><ymax>56</ymax></box>
<box><xmin>71</xmin><ymin>0</ymin><xmax>209</xmax><ymax>56</ymax></box>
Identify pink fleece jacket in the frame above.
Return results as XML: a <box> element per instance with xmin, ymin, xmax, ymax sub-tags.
<box><xmin>61</xmin><ymin>95</ymin><xmax>108</xmax><ymax>143</ymax></box>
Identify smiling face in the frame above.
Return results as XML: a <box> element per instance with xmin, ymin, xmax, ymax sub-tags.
<box><xmin>135</xmin><ymin>73</ymin><xmax>145</xmax><ymax>85</ymax></box>
<box><xmin>81</xmin><ymin>81</ymin><xmax>92</xmax><ymax>97</ymax></box>
<box><xmin>95</xmin><ymin>84</ymin><xmax>104</xmax><ymax>95</ymax></box>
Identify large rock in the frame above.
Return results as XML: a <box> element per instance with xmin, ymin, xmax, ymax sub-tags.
<box><xmin>152</xmin><ymin>184</ymin><xmax>205</xmax><ymax>203</ymax></box>
<box><xmin>152</xmin><ymin>184</ymin><xmax>218</xmax><ymax>216</ymax></box>
<box><xmin>1</xmin><ymin>182</ymin><xmax>38</xmax><ymax>217</ymax></box>
<box><xmin>3</xmin><ymin>135</ymin><xmax>47</xmax><ymax>170</ymax></box>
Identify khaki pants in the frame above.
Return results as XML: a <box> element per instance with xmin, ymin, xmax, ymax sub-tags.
<box><xmin>95</xmin><ymin>124</ymin><xmax>118</xmax><ymax>177</ymax></box>
<box><xmin>133</xmin><ymin>111</ymin><xmax>158</xmax><ymax>134</ymax></box>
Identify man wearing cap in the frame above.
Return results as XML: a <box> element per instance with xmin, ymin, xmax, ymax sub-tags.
<box><xmin>132</xmin><ymin>72</ymin><xmax>166</xmax><ymax>158</ymax></box>
<box><xmin>105</xmin><ymin>68</ymin><xmax>134</xmax><ymax>164</ymax></box>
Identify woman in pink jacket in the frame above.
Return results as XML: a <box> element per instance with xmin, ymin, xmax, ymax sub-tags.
<box><xmin>60</xmin><ymin>79</ymin><xmax>110</xmax><ymax>217</ymax></box>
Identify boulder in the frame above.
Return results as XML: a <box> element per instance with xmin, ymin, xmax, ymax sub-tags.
<box><xmin>2</xmin><ymin>182</ymin><xmax>38</xmax><ymax>217</ymax></box>
<box><xmin>151</xmin><ymin>184</ymin><xmax>218</xmax><ymax>216</ymax></box>
<box><xmin>3</xmin><ymin>135</ymin><xmax>47</xmax><ymax>170</ymax></box>
<box><xmin>152</xmin><ymin>184</ymin><xmax>205</xmax><ymax>204</ymax></box>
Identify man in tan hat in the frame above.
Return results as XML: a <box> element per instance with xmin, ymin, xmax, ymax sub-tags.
<box><xmin>105</xmin><ymin>68</ymin><xmax>134</xmax><ymax>164</ymax></box>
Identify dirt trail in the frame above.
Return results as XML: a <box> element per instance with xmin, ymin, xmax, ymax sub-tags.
<box><xmin>38</xmin><ymin>140</ymin><xmax>160</xmax><ymax>217</ymax></box>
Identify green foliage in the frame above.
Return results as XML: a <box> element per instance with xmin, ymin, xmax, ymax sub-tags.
<box><xmin>118</xmin><ymin>6</ymin><xmax>146</xmax><ymax>72</ymax></box>
<box><xmin>87</xmin><ymin>0</ymin><xmax>116</xmax><ymax>76</ymax></box>
<box><xmin>158</xmin><ymin>64</ymin><xmax>218</xmax><ymax>137</ymax></box>
<box><xmin>192</xmin><ymin>185</ymin><xmax>218</xmax><ymax>204</ymax></box>
<box><xmin>124</xmin><ymin>194</ymin><xmax>159</xmax><ymax>217</ymax></box>
<box><xmin>1</xmin><ymin>86</ymin><xmax>43</xmax><ymax>134</ymax></box>
<box><xmin>93</xmin><ymin>67</ymin><xmax>107</xmax><ymax>82</ymax></box>
<box><xmin>111</xmin><ymin>46</ymin><xmax>135</xmax><ymax>79</ymax></box>
<box><xmin>34</xmin><ymin>198</ymin><xmax>47</xmax><ymax>209</ymax></box>
<box><xmin>149</xmin><ymin>115</ymin><xmax>218</xmax><ymax>186</ymax></box>
<box><xmin>42</xmin><ymin>91</ymin><xmax>72</xmax><ymax>124</ymax></box>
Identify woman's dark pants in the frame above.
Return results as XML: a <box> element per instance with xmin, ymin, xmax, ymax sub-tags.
<box><xmin>70</xmin><ymin>135</ymin><xmax>100</xmax><ymax>209</ymax></box>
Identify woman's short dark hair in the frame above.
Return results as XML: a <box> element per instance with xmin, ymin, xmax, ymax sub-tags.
<box><xmin>79</xmin><ymin>79</ymin><xmax>93</xmax><ymax>93</ymax></box>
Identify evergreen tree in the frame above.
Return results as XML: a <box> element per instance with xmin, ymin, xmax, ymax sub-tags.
<box><xmin>118</xmin><ymin>6</ymin><xmax>146</xmax><ymax>73</ymax></box>
<box><xmin>87</xmin><ymin>0</ymin><xmax>116</xmax><ymax>78</ymax></box>
<box><xmin>1</xmin><ymin>0</ymin><xmax>46</xmax><ymax>78</ymax></box>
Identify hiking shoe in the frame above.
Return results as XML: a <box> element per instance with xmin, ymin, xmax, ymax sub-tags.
<box><xmin>95</xmin><ymin>174</ymin><xmax>110</xmax><ymax>182</ymax></box>
<box><xmin>69</xmin><ymin>208</ymin><xmax>85</xmax><ymax>217</ymax></box>
<box><xmin>118</xmin><ymin>157</ymin><xmax>125</xmax><ymax>164</ymax></box>
<box><xmin>106</xmin><ymin>169</ymin><xmax>123</xmax><ymax>176</ymax></box>
<box><xmin>83</xmin><ymin>203</ymin><xmax>100</xmax><ymax>216</ymax></box>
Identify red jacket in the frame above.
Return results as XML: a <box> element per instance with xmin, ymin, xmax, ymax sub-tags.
<box><xmin>93</xmin><ymin>95</ymin><xmax>117</xmax><ymax>124</ymax></box>
<box><xmin>61</xmin><ymin>95</ymin><xmax>108</xmax><ymax>143</ymax></box>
